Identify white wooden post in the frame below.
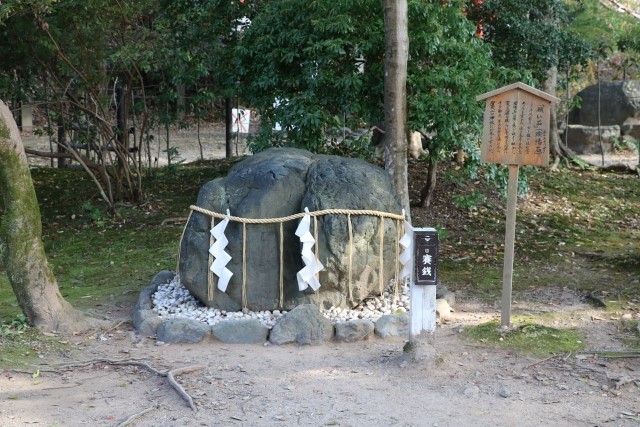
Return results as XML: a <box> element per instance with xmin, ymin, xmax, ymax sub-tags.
<box><xmin>409</xmin><ymin>227</ymin><xmax>437</xmax><ymax>341</ymax></box>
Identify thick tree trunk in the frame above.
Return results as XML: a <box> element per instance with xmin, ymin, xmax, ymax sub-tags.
<box><xmin>0</xmin><ymin>100</ymin><xmax>90</xmax><ymax>333</ymax></box>
<box><xmin>382</xmin><ymin>0</ymin><xmax>410</xmax><ymax>219</ymax></box>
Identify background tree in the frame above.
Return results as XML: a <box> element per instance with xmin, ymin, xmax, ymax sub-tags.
<box><xmin>237</xmin><ymin>0</ymin><xmax>384</xmax><ymax>153</ymax></box>
<box><xmin>467</xmin><ymin>0</ymin><xmax>592</xmax><ymax>168</ymax></box>
<box><xmin>152</xmin><ymin>0</ymin><xmax>261</xmax><ymax>159</ymax></box>
<box><xmin>0</xmin><ymin>0</ymin><xmax>163</xmax><ymax>209</ymax></box>
<box><xmin>238</xmin><ymin>0</ymin><xmax>494</xmax><ymax>207</ymax></box>
<box><xmin>408</xmin><ymin>1</ymin><xmax>493</xmax><ymax>207</ymax></box>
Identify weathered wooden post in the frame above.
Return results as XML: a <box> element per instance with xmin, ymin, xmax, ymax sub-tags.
<box><xmin>476</xmin><ymin>82</ymin><xmax>559</xmax><ymax>328</ymax></box>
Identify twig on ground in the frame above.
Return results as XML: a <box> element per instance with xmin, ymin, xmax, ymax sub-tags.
<box><xmin>580</xmin><ymin>351</ymin><xmax>640</xmax><ymax>359</ymax></box>
<box><xmin>240</xmin><ymin>394</ymin><xmax>258</xmax><ymax>414</ymax></box>
<box><xmin>611</xmin><ymin>375</ymin><xmax>640</xmax><ymax>390</ymax></box>
<box><xmin>161</xmin><ymin>217</ymin><xmax>188</xmax><ymax>226</ymax></box>
<box><xmin>117</xmin><ymin>405</ymin><xmax>156</xmax><ymax>427</ymax></box>
<box><xmin>525</xmin><ymin>353</ymin><xmax>563</xmax><ymax>369</ymax></box>
<box><xmin>38</xmin><ymin>358</ymin><xmax>166</xmax><ymax>376</ymax></box>
<box><xmin>103</xmin><ymin>320</ymin><xmax>128</xmax><ymax>335</ymax></box>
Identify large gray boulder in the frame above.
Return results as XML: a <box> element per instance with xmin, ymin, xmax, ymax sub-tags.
<box><xmin>374</xmin><ymin>313</ymin><xmax>409</xmax><ymax>338</ymax></box>
<box><xmin>211</xmin><ymin>319</ymin><xmax>270</xmax><ymax>344</ymax></box>
<box><xmin>269</xmin><ymin>304</ymin><xmax>334</xmax><ymax>345</ymax></box>
<box><xmin>335</xmin><ymin>319</ymin><xmax>375</xmax><ymax>342</ymax></box>
<box><xmin>179</xmin><ymin>148</ymin><xmax>402</xmax><ymax>312</ymax></box>
<box><xmin>564</xmin><ymin>125</ymin><xmax>620</xmax><ymax>154</ymax></box>
<box><xmin>569</xmin><ymin>80</ymin><xmax>640</xmax><ymax>127</ymax></box>
<box><xmin>565</xmin><ymin>80</ymin><xmax>640</xmax><ymax>153</ymax></box>
<box><xmin>156</xmin><ymin>318</ymin><xmax>210</xmax><ymax>344</ymax></box>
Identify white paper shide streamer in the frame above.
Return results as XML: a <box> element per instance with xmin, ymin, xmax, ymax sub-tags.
<box><xmin>295</xmin><ymin>207</ymin><xmax>324</xmax><ymax>291</ymax></box>
<box><xmin>209</xmin><ymin>210</ymin><xmax>233</xmax><ymax>292</ymax></box>
<box><xmin>398</xmin><ymin>209</ymin><xmax>414</xmax><ymax>281</ymax></box>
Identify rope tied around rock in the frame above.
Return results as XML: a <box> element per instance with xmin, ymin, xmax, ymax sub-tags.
<box><xmin>182</xmin><ymin>205</ymin><xmax>406</xmax><ymax>309</ymax></box>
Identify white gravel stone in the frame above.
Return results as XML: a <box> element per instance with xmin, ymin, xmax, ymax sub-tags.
<box><xmin>151</xmin><ymin>276</ymin><xmax>411</xmax><ymax>329</ymax></box>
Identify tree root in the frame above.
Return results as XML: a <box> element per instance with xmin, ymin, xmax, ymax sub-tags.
<box><xmin>167</xmin><ymin>365</ymin><xmax>205</xmax><ymax>411</ymax></box>
<box><xmin>117</xmin><ymin>406</ymin><xmax>156</xmax><ymax>427</ymax></box>
<box><xmin>13</xmin><ymin>358</ymin><xmax>205</xmax><ymax>411</ymax></box>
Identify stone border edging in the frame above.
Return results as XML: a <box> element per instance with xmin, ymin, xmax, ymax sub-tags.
<box><xmin>133</xmin><ymin>271</ymin><xmax>411</xmax><ymax>345</ymax></box>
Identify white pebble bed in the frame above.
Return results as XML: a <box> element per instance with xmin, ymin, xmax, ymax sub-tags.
<box><xmin>152</xmin><ymin>276</ymin><xmax>411</xmax><ymax>329</ymax></box>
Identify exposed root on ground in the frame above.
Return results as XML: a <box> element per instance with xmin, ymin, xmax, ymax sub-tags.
<box><xmin>117</xmin><ymin>405</ymin><xmax>157</xmax><ymax>427</ymax></box>
<box><xmin>11</xmin><ymin>358</ymin><xmax>205</xmax><ymax>411</ymax></box>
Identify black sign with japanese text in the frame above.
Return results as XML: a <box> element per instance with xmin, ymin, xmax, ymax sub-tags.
<box><xmin>414</xmin><ymin>229</ymin><xmax>439</xmax><ymax>286</ymax></box>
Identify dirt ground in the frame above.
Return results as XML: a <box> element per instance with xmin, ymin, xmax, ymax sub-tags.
<box><xmin>20</xmin><ymin>124</ymin><xmax>251</xmax><ymax>168</ymax></box>
<box><xmin>1</xmin><ymin>296</ymin><xmax>639</xmax><ymax>427</ymax></box>
<box><xmin>2</xmin><ymin>129</ymin><xmax>639</xmax><ymax>427</ymax></box>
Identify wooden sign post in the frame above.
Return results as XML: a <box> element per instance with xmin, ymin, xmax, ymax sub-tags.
<box><xmin>476</xmin><ymin>82</ymin><xmax>559</xmax><ymax>327</ymax></box>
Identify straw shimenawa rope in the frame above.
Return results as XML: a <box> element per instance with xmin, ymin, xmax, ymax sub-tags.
<box><xmin>176</xmin><ymin>210</ymin><xmax>193</xmax><ymax>274</ymax></box>
<box><xmin>378</xmin><ymin>217</ymin><xmax>385</xmax><ymax>296</ymax></box>
<box><xmin>279</xmin><ymin>223</ymin><xmax>284</xmax><ymax>307</ymax></box>
<box><xmin>189</xmin><ymin>205</ymin><xmax>405</xmax><ymax>223</ymax></box>
<box><xmin>187</xmin><ymin>205</ymin><xmax>406</xmax><ymax>309</ymax></box>
<box><xmin>208</xmin><ymin>217</ymin><xmax>215</xmax><ymax>302</ymax></box>
<box><xmin>242</xmin><ymin>223</ymin><xmax>247</xmax><ymax>308</ymax></box>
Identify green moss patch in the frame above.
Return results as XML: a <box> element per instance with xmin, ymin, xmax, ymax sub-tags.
<box><xmin>0</xmin><ymin>319</ymin><xmax>70</xmax><ymax>369</ymax></box>
<box><xmin>463</xmin><ymin>320</ymin><xmax>584</xmax><ymax>356</ymax></box>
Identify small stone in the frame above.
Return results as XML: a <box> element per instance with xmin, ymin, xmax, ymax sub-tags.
<box><xmin>498</xmin><ymin>386</ymin><xmax>511</xmax><ymax>398</ymax></box>
<box><xmin>463</xmin><ymin>385</ymin><xmax>480</xmax><ymax>397</ymax></box>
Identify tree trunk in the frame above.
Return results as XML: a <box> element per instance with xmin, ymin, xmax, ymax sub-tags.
<box><xmin>0</xmin><ymin>100</ymin><xmax>91</xmax><ymax>333</ymax></box>
<box><xmin>416</xmin><ymin>158</ymin><xmax>438</xmax><ymax>208</ymax></box>
<box><xmin>56</xmin><ymin>115</ymin><xmax>69</xmax><ymax>168</ymax></box>
<box><xmin>546</xmin><ymin>66</ymin><xmax>579</xmax><ymax>169</ymax></box>
<box><xmin>382</xmin><ymin>0</ymin><xmax>410</xmax><ymax>219</ymax></box>
<box><xmin>225</xmin><ymin>98</ymin><xmax>233</xmax><ymax>159</ymax></box>
<box><xmin>543</xmin><ymin>66</ymin><xmax>562</xmax><ymax>169</ymax></box>
<box><xmin>597</xmin><ymin>69</ymin><xmax>604</xmax><ymax>167</ymax></box>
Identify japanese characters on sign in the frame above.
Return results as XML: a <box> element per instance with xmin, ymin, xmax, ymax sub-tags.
<box><xmin>478</xmin><ymin>83</ymin><xmax>557</xmax><ymax>167</ymax></box>
<box><xmin>414</xmin><ymin>229</ymin><xmax>438</xmax><ymax>286</ymax></box>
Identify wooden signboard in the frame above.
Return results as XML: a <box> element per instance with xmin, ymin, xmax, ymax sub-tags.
<box><xmin>414</xmin><ymin>229</ymin><xmax>438</xmax><ymax>286</ymax></box>
<box><xmin>477</xmin><ymin>82</ymin><xmax>558</xmax><ymax>167</ymax></box>
<box><xmin>477</xmin><ymin>83</ymin><xmax>559</xmax><ymax>328</ymax></box>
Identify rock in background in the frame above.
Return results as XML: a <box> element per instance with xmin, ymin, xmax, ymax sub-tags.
<box><xmin>179</xmin><ymin>148</ymin><xmax>402</xmax><ymax>312</ymax></box>
<box><xmin>565</xmin><ymin>80</ymin><xmax>640</xmax><ymax>154</ymax></box>
<box><xmin>563</xmin><ymin>125</ymin><xmax>620</xmax><ymax>154</ymax></box>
